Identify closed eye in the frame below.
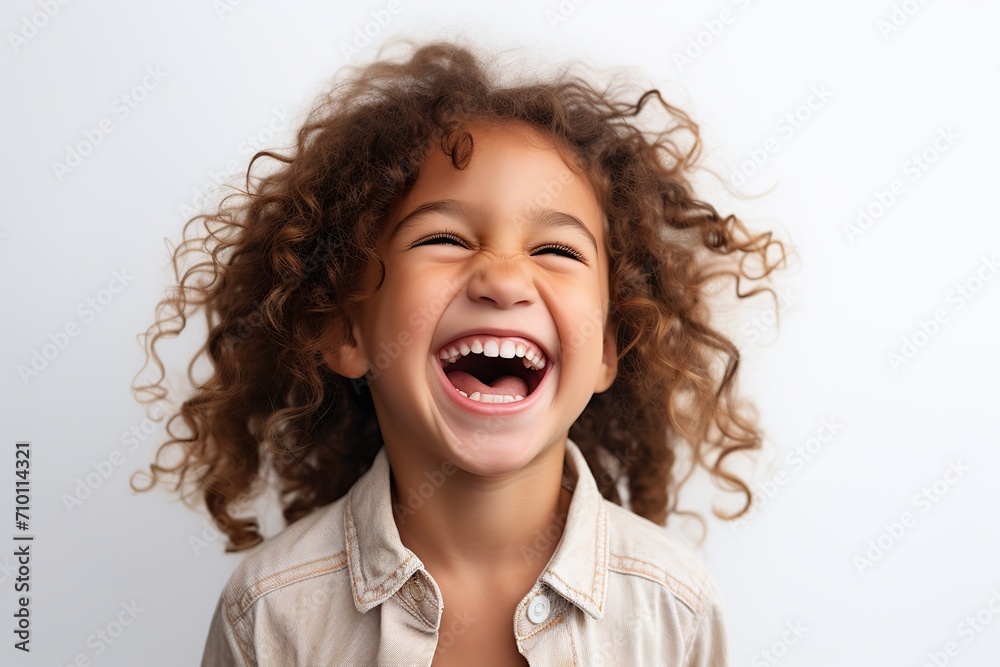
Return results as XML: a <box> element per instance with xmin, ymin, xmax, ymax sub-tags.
<box><xmin>533</xmin><ymin>244</ymin><xmax>585</xmax><ymax>261</ymax></box>
<box><xmin>408</xmin><ymin>230</ymin><xmax>587</xmax><ymax>263</ymax></box>
<box><xmin>408</xmin><ymin>231</ymin><xmax>467</xmax><ymax>248</ymax></box>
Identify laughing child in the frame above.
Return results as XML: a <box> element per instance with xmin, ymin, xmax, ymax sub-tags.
<box><xmin>133</xmin><ymin>37</ymin><xmax>784</xmax><ymax>666</ymax></box>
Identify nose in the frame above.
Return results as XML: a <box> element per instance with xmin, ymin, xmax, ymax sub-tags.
<box><xmin>466</xmin><ymin>254</ymin><xmax>536</xmax><ymax>309</ymax></box>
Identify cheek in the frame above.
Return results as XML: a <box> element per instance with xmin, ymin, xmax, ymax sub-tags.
<box><xmin>567</xmin><ymin>312</ymin><xmax>607</xmax><ymax>365</ymax></box>
<box><xmin>557</xmin><ymin>292</ymin><xmax>609</xmax><ymax>363</ymax></box>
<box><xmin>366</xmin><ymin>276</ymin><xmax>454</xmax><ymax>363</ymax></box>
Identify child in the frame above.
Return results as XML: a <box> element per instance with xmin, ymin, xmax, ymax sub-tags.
<box><xmin>132</xmin><ymin>36</ymin><xmax>783</xmax><ymax>666</ymax></box>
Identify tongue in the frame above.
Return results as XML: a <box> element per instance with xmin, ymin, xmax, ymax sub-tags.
<box><xmin>446</xmin><ymin>370</ymin><xmax>528</xmax><ymax>397</ymax></box>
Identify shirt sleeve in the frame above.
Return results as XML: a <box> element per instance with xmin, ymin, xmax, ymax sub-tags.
<box><xmin>682</xmin><ymin>571</ymin><xmax>728</xmax><ymax>667</ymax></box>
<box><xmin>200</xmin><ymin>593</ymin><xmax>251</xmax><ymax>667</ymax></box>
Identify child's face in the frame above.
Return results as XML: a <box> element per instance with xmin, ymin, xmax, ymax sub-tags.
<box><xmin>325</xmin><ymin>120</ymin><xmax>617</xmax><ymax>475</ymax></box>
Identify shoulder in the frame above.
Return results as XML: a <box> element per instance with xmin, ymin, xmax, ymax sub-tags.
<box><xmin>602</xmin><ymin>500</ymin><xmax>722</xmax><ymax>618</ymax></box>
<box><xmin>602</xmin><ymin>501</ymin><xmax>728</xmax><ymax>663</ymax></box>
<box><xmin>217</xmin><ymin>495</ymin><xmax>350</xmax><ymax>625</ymax></box>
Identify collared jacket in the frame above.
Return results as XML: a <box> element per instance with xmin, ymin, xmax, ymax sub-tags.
<box><xmin>200</xmin><ymin>437</ymin><xmax>728</xmax><ymax>666</ymax></box>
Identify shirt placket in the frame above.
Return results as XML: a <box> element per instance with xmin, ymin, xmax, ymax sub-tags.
<box><xmin>514</xmin><ymin>583</ymin><xmax>577</xmax><ymax>666</ymax></box>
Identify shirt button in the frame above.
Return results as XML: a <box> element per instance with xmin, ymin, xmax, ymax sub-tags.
<box><xmin>527</xmin><ymin>593</ymin><xmax>551</xmax><ymax>624</ymax></box>
<box><xmin>411</xmin><ymin>578</ymin><xmax>425</xmax><ymax>601</ymax></box>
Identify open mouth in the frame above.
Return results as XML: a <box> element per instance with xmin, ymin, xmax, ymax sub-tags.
<box><xmin>437</xmin><ymin>336</ymin><xmax>549</xmax><ymax>404</ymax></box>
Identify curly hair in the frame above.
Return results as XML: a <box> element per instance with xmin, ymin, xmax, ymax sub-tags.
<box><xmin>130</xmin><ymin>37</ymin><xmax>786</xmax><ymax>553</ymax></box>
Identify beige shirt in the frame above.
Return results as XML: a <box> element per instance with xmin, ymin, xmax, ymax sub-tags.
<box><xmin>200</xmin><ymin>437</ymin><xmax>728</xmax><ymax>666</ymax></box>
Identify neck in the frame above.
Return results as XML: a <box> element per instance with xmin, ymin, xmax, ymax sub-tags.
<box><xmin>387</xmin><ymin>438</ymin><xmax>573</xmax><ymax>581</ymax></box>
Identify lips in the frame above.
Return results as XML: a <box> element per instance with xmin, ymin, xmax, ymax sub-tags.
<box><xmin>431</xmin><ymin>329</ymin><xmax>555</xmax><ymax>413</ymax></box>
<box><xmin>432</xmin><ymin>347</ymin><xmax>553</xmax><ymax>414</ymax></box>
<box><xmin>439</xmin><ymin>333</ymin><xmax>548</xmax><ymax>390</ymax></box>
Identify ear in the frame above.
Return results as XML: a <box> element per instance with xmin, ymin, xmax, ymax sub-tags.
<box><xmin>594</xmin><ymin>311</ymin><xmax>618</xmax><ymax>394</ymax></box>
<box><xmin>321</xmin><ymin>312</ymin><xmax>369</xmax><ymax>379</ymax></box>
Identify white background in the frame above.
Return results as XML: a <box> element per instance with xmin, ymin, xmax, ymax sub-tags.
<box><xmin>2</xmin><ymin>0</ymin><xmax>999</xmax><ymax>665</ymax></box>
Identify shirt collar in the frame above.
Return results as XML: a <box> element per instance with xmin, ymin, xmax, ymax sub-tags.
<box><xmin>344</xmin><ymin>436</ymin><xmax>609</xmax><ymax>620</ymax></box>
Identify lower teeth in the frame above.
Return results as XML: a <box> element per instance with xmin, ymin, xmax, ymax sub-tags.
<box><xmin>457</xmin><ymin>390</ymin><xmax>525</xmax><ymax>403</ymax></box>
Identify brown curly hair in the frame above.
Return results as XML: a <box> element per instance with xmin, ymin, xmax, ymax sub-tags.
<box><xmin>130</xmin><ymin>37</ymin><xmax>786</xmax><ymax>553</ymax></box>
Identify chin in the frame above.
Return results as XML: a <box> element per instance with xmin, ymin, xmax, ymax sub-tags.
<box><xmin>443</xmin><ymin>435</ymin><xmax>543</xmax><ymax>477</ymax></box>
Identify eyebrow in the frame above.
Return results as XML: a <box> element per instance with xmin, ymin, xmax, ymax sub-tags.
<box><xmin>387</xmin><ymin>198</ymin><xmax>598</xmax><ymax>253</ymax></box>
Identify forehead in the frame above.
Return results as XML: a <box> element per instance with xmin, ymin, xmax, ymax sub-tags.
<box><xmin>384</xmin><ymin>121</ymin><xmax>606</xmax><ymax>247</ymax></box>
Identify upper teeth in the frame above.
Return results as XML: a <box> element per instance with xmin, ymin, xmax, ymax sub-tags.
<box><xmin>438</xmin><ymin>336</ymin><xmax>547</xmax><ymax>371</ymax></box>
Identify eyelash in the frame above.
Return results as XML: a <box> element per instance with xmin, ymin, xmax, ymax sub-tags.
<box><xmin>408</xmin><ymin>229</ymin><xmax>586</xmax><ymax>261</ymax></box>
